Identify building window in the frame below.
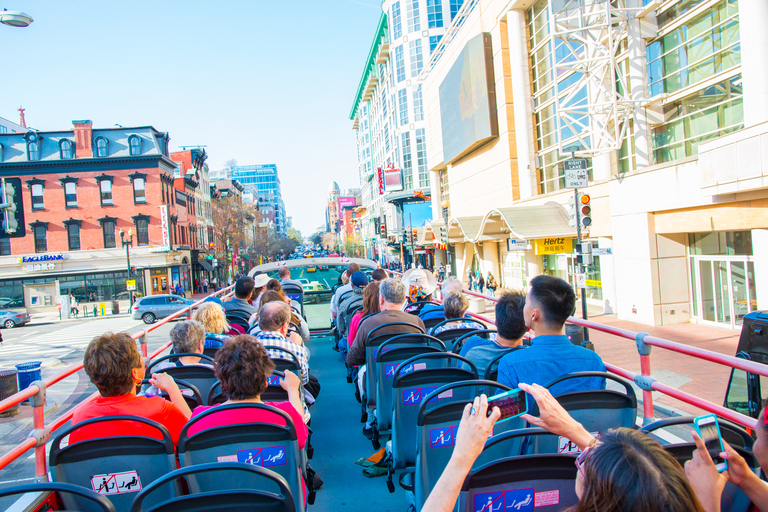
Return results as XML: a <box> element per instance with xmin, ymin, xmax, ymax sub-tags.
<box><xmin>450</xmin><ymin>0</ymin><xmax>463</xmax><ymax>20</ymax></box>
<box><xmin>395</xmin><ymin>45</ymin><xmax>406</xmax><ymax>83</ymax></box>
<box><xmin>100</xmin><ymin>218</ymin><xmax>117</xmax><ymax>248</ymax></box>
<box><xmin>0</xmin><ymin>143</ymin><xmax>4</xmax><ymax>162</ymax></box>
<box><xmin>427</xmin><ymin>0</ymin><xmax>443</xmax><ymax>28</ymax></box>
<box><xmin>410</xmin><ymin>39</ymin><xmax>424</xmax><ymax>77</ymax></box>
<box><xmin>30</xmin><ymin>183</ymin><xmax>44</xmax><ymax>210</ymax></box>
<box><xmin>59</xmin><ymin>139</ymin><xmax>75</xmax><ymax>159</ymax></box>
<box><xmin>413</xmin><ymin>85</ymin><xmax>424</xmax><ymax>121</ymax></box>
<box><xmin>65</xmin><ymin>220</ymin><xmax>81</xmax><ymax>251</ymax></box>
<box><xmin>27</xmin><ymin>141</ymin><xmax>40</xmax><ymax>161</ymax></box>
<box><xmin>130</xmin><ymin>173</ymin><xmax>147</xmax><ymax>204</ymax></box>
<box><xmin>94</xmin><ymin>137</ymin><xmax>109</xmax><ymax>157</ymax></box>
<box><xmin>391</xmin><ymin>1</ymin><xmax>402</xmax><ymax>39</ymax></box>
<box><xmin>407</xmin><ymin>0</ymin><xmax>420</xmax><ymax>33</ymax></box>
<box><xmin>98</xmin><ymin>176</ymin><xmax>113</xmax><ymax>206</ymax></box>
<box><xmin>31</xmin><ymin>223</ymin><xmax>47</xmax><ymax>253</ymax></box>
<box><xmin>398</xmin><ymin>89</ymin><xmax>409</xmax><ymax>126</ymax></box>
<box><xmin>128</xmin><ymin>135</ymin><xmax>142</xmax><ymax>156</ymax></box>
<box><xmin>61</xmin><ymin>177</ymin><xmax>78</xmax><ymax>208</ymax></box>
<box><xmin>133</xmin><ymin>215</ymin><xmax>149</xmax><ymax>245</ymax></box>
<box><xmin>402</xmin><ymin>132</ymin><xmax>413</xmax><ymax>190</ymax></box>
<box><xmin>0</xmin><ymin>238</ymin><xmax>9</xmax><ymax>256</ymax></box>
<box><xmin>429</xmin><ymin>34</ymin><xmax>443</xmax><ymax>54</ymax></box>
<box><xmin>416</xmin><ymin>128</ymin><xmax>429</xmax><ymax>188</ymax></box>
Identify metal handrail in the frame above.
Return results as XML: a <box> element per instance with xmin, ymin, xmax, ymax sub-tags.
<box><xmin>0</xmin><ymin>286</ymin><xmax>235</xmax><ymax>476</ymax></box>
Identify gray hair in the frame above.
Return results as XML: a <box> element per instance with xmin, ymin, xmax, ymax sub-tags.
<box><xmin>259</xmin><ymin>301</ymin><xmax>291</xmax><ymax>332</ymax></box>
<box><xmin>170</xmin><ymin>320</ymin><xmax>205</xmax><ymax>354</ymax></box>
<box><xmin>442</xmin><ymin>278</ymin><xmax>464</xmax><ymax>298</ymax></box>
<box><xmin>379</xmin><ymin>278</ymin><xmax>406</xmax><ymax>305</ymax></box>
<box><xmin>444</xmin><ymin>293</ymin><xmax>469</xmax><ymax>319</ymax></box>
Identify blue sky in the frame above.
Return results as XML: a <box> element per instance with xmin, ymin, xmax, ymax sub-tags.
<box><xmin>2</xmin><ymin>0</ymin><xmax>381</xmax><ymax>235</ymax></box>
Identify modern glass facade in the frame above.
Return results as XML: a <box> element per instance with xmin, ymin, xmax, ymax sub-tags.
<box><xmin>230</xmin><ymin>164</ymin><xmax>287</xmax><ymax>236</ymax></box>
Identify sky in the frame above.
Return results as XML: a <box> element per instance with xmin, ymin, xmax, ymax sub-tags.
<box><xmin>2</xmin><ymin>0</ymin><xmax>382</xmax><ymax>235</ymax></box>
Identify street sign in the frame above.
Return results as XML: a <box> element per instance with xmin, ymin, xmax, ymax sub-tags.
<box><xmin>507</xmin><ymin>239</ymin><xmax>529</xmax><ymax>251</ymax></box>
<box><xmin>576</xmin><ymin>273</ymin><xmax>587</xmax><ymax>289</ymax></box>
<box><xmin>126</xmin><ymin>280</ymin><xmax>136</xmax><ymax>291</ymax></box>
<box><xmin>564</xmin><ymin>159</ymin><xmax>588</xmax><ymax>189</ymax></box>
<box><xmin>593</xmin><ymin>247</ymin><xmax>612</xmax><ymax>256</ymax></box>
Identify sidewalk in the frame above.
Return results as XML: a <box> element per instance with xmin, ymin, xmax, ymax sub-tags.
<box><xmin>473</xmin><ymin>297</ymin><xmax>740</xmax><ymax>417</ymax></box>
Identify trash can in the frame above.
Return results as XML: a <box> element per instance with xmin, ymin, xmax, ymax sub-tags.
<box><xmin>112</xmin><ymin>300</ymin><xmax>120</xmax><ymax>315</ymax></box>
<box><xmin>15</xmin><ymin>361</ymin><xmax>42</xmax><ymax>403</ymax></box>
<box><xmin>0</xmin><ymin>369</ymin><xmax>20</xmax><ymax>417</ymax></box>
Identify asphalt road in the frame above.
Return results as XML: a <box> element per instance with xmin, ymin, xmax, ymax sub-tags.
<box><xmin>0</xmin><ymin>315</ymin><xmax>176</xmax><ymax>509</ymax></box>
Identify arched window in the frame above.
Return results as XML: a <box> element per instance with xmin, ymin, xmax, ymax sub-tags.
<box><xmin>128</xmin><ymin>135</ymin><xmax>142</xmax><ymax>156</ymax></box>
<box><xmin>25</xmin><ymin>131</ymin><xmax>41</xmax><ymax>161</ymax></box>
<box><xmin>59</xmin><ymin>139</ymin><xmax>75</xmax><ymax>159</ymax></box>
<box><xmin>94</xmin><ymin>137</ymin><xmax>109</xmax><ymax>157</ymax></box>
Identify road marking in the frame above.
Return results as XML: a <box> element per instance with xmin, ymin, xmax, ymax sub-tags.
<box><xmin>0</xmin><ymin>477</ymin><xmax>34</xmax><ymax>485</ymax></box>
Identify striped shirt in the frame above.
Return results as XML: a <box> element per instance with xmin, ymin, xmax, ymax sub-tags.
<box><xmin>255</xmin><ymin>331</ymin><xmax>309</xmax><ymax>384</ymax></box>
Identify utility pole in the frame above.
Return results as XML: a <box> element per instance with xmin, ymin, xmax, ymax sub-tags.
<box><xmin>409</xmin><ymin>213</ymin><xmax>414</xmax><ymax>268</ymax></box>
<box><xmin>565</xmin><ymin>151</ymin><xmax>590</xmax><ymax>344</ymax></box>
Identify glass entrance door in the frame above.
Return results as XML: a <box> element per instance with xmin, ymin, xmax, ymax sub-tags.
<box><xmin>691</xmin><ymin>257</ymin><xmax>755</xmax><ymax>329</ymax></box>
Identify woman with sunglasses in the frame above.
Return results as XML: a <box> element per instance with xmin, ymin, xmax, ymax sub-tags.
<box><xmin>423</xmin><ymin>382</ymin><xmax>707</xmax><ymax>512</ymax></box>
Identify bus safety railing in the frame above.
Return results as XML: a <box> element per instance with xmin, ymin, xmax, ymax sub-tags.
<box><xmin>0</xmin><ymin>285</ymin><xmax>235</xmax><ymax>480</ymax></box>
<box><xmin>399</xmin><ymin>270</ymin><xmax>765</xmax><ymax>430</ymax></box>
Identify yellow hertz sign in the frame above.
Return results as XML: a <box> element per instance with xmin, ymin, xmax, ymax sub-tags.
<box><xmin>534</xmin><ymin>237</ymin><xmax>573</xmax><ymax>255</ymax></box>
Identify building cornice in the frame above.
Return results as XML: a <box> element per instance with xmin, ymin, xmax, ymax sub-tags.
<box><xmin>349</xmin><ymin>12</ymin><xmax>388</xmax><ymax>121</ymax></box>
<box><xmin>0</xmin><ymin>154</ymin><xmax>179</xmax><ymax>175</ymax></box>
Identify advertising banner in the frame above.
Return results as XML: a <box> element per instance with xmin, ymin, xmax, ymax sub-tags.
<box><xmin>149</xmin><ymin>205</ymin><xmax>171</xmax><ymax>253</ymax></box>
<box><xmin>338</xmin><ymin>197</ymin><xmax>357</xmax><ymax>209</ymax></box>
<box><xmin>383</xmin><ymin>163</ymin><xmax>403</xmax><ymax>192</ymax></box>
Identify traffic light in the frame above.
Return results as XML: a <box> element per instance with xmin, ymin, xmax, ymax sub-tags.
<box><xmin>579</xmin><ymin>193</ymin><xmax>592</xmax><ymax>228</ymax></box>
<box><xmin>439</xmin><ymin>226</ymin><xmax>447</xmax><ymax>243</ymax></box>
<box><xmin>0</xmin><ymin>178</ymin><xmax>25</xmax><ymax>238</ymax></box>
<box><xmin>380</xmin><ymin>224</ymin><xmax>387</xmax><ymax>237</ymax></box>
<box><xmin>130</xmin><ymin>265</ymin><xmax>137</xmax><ymax>275</ymax></box>
<box><xmin>208</xmin><ymin>242</ymin><xmax>214</xmax><ymax>250</ymax></box>
<box><xmin>577</xmin><ymin>241</ymin><xmax>593</xmax><ymax>266</ymax></box>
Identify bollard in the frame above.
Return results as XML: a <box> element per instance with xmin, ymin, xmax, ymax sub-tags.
<box><xmin>93</xmin><ymin>305</ymin><xmax>98</xmax><ymax>317</ymax></box>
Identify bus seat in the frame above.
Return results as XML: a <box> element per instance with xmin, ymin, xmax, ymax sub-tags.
<box><xmin>178</xmin><ymin>404</ymin><xmax>306</xmax><ymax>512</ymax></box>
<box><xmin>147</xmin><ymin>354</ymin><xmax>218</xmax><ymax>406</ymax></box>
<box><xmin>421</xmin><ymin>315</ymin><xmax>447</xmax><ymax>333</ymax></box>
<box><xmin>364</xmin><ymin>322</ymin><xmax>427</xmax><ymax>412</ymax></box>
<box><xmin>282</xmin><ymin>282</ymin><xmax>304</xmax><ymax>317</ymax></box>
<box><xmin>431</xmin><ymin>320</ymin><xmax>488</xmax><ymax>351</ymax></box>
<box><xmin>404</xmin><ymin>300</ymin><xmax>441</xmax><ymax>316</ymax></box>
<box><xmin>527</xmin><ymin>372</ymin><xmax>637</xmax><ymax>454</ymax></box>
<box><xmin>483</xmin><ymin>348</ymin><xmax>523</xmax><ymax>381</ymax></box>
<box><xmin>408</xmin><ymin>381</ymin><xmax>518</xmax><ymax>510</ymax></box>
<box><xmin>49</xmin><ymin>416</ymin><xmax>179</xmax><ymax>512</ymax></box>
<box><xmin>141</xmin><ymin>378</ymin><xmax>204</xmax><ymax>410</ymax></box>
<box><xmin>390</xmin><ymin>367</ymin><xmax>480</xmax><ymax>471</ymax></box>
<box><xmin>374</xmin><ymin>334</ymin><xmax>446</xmax><ymax>433</ymax></box>
<box><xmin>0</xmin><ymin>482</ymin><xmax>117</xmax><ymax>512</ymax></box>
<box><xmin>452</xmin><ymin>329</ymin><xmax>497</xmax><ymax>355</ymax></box>
<box><xmin>208</xmin><ymin>370</ymin><xmax>289</xmax><ymax>406</ymax></box>
<box><xmin>458</xmin><ymin>454</ymin><xmax>579</xmax><ymax>512</ymax></box>
<box><xmin>128</xmin><ymin>462</ymin><xmax>295</xmax><ymax>512</ymax></box>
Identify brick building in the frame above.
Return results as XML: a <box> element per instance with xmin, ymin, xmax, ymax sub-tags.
<box><xmin>0</xmin><ymin>120</ymin><xmax>199</xmax><ymax>315</ymax></box>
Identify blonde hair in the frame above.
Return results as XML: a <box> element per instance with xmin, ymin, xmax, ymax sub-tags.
<box><xmin>192</xmin><ymin>302</ymin><xmax>229</xmax><ymax>334</ymax></box>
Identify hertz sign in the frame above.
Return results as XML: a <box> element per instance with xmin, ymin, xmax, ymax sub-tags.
<box><xmin>534</xmin><ymin>237</ymin><xmax>573</xmax><ymax>255</ymax></box>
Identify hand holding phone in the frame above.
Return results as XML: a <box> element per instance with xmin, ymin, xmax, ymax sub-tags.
<box><xmin>484</xmin><ymin>388</ymin><xmax>528</xmax><ymax>421</ymax></box>
<box><xmin>693</xmin><ymin>414</ymin><xmax>728</xmax><ymax>473</ymax></box>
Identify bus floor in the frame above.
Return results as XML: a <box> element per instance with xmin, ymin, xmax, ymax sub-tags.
<box><xmin>306</xmin><ymin>334</ymin><xmax>404</xmax><ymax>512</ymax></box>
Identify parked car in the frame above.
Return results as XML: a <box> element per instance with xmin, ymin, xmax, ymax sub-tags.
<box><xmin>115</xmin><ymin>291</ymin><xmax>143</xmax><ymax>301</ymax></box>
<box><xmin>131</xmin><ymin>294</ymin><xmax>195</xmax><ymax>324</ymax></box>
<box><xmin>0</xmin><ymin>310</ymin><xmax>30</xmax><ymax>329</ymax></box>
<box><xmin>0</xmin><ymin>298</ymin><xmax>24</xmax><ymax>309</ymax></box>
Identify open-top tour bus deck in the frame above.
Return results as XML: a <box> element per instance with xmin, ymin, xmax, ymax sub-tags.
<box><xmin>0</xmin><ymin>257</ymin><xmax>765</xmax><ymax>511</ymax></box>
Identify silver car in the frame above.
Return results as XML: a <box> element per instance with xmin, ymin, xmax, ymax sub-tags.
<box><xmin>131</xmin><ymin>294</ymin><xmax>194</xmax><ymax>324</ymax></box>
<box><xmin>0</xmin><ymin>310</ymin><xmax>31</xmax><ymax>329</ymax></box>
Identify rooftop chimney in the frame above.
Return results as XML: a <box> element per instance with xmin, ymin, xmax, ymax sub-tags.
<box><xmin>72</xmin><ymin>120</ymin><xmax>93</xmax><ymax>158</ymax></box>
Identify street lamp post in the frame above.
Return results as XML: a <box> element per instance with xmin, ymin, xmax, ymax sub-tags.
<box><xmin>119</xmin><ymin>228</ymin><xmax>133</xmax><ymax>277</ymax></box>
<box><xmin>0</xmin><ymin>10</ymin><xmax>34</xmax><ymax>27</ymax></box>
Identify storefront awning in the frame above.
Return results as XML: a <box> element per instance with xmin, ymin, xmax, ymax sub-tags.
<box><xmin>444</xmin><ymin>202</ymin><xmax>576</xmax><ymax>243</ymax></box>
<box><xmin>196</xmin><ymin>259</ymin><xmax>214</xmax><ymax>272</ymax></box>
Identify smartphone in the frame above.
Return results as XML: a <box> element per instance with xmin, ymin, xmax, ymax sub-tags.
<box><xmin>486</xmin><ymin>388</ymin><xmax>528</xmax><ymax>421</ymax></box>
<box><xmin>693</xmin><ymin>414</ymin><xmax>728</xmax><ymax>473</ymax></box>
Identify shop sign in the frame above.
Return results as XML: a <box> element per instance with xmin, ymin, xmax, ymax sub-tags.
<box><xmin>507</xmin><ymin>239</ymin><xmax>530</xmax><ymax>251</ymax></box>
<box><xmin>534</xmin><ymin>237</ymin><xmax>573</xmax><ymax>255</ymax></box>
<box><xmin>25</xmin><ymin>262</ymin><xmax>56</xmax><ymax>272</ymax></box>
<box><xmin>586</xmin><ymin>279</ymin><xmax>602</xmax><ymax>287</ymax></box>
<box><xmin>150</xmin><ymin>204</ymin><xmax>171</xmax><ymax>253</ymax></box>
<box><xmin>20</xmin><ymin>254</ymin><xmax>64</xmax><ymax>262</ymax></box>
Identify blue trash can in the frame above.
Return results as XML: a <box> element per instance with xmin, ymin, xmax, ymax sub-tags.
<box><xmin>15</xmin><ymin>362</ymin><xmax>42</xmax><ymax>402</ymax></box>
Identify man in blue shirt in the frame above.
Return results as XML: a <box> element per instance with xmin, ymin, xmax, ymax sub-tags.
<box><xmin>497</xmin><ymin>275</ymin><xmax>605</xmax><ymax>404</ymax></box>
<box><xmin>460</xmin><ymin>290</ymin><xmax>527</xmax><ymax>377</ymax></box>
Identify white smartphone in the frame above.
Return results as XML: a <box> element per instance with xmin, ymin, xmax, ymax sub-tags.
<box><xmin>693</xmin><ymin>414</ymin><xmax>728</xmax><ymax>473</ymax></box>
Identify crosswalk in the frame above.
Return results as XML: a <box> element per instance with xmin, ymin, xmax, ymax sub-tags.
<box><xmin>0</xmin><ymin>317</ymin><xmax>142</xmax><ymax>360</ymax></box>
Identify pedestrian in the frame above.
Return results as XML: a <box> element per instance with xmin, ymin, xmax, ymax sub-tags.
<box><xmin>477</xmin><ymin>271</ymin><xmax>485</xmax><ymax>294</ymax></box>
<box><xmin>486</xmin><ymin>272</ymin><xmax>497</xmax><ymax>297</ymax></box>
<box><xmin>70</xmin><ymin>294</ymin><xmax>79</xmax><ymax>318</ymax></box>
<box><xmin>203</xmin><ymin>277</ymin><xmax>209</xmax><ymax>293</ymax></box>
<box><xmin>195</xmin><ymin>279</ymin><xmax>199</xmax><ymax>294</ymax></box>
<box><xmin>466</xmin><ymin>268</ymin><xmax>473</xmax><ymax>290</ymax></box>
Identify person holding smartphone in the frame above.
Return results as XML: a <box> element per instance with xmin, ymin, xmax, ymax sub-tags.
<box><xmin>422</xmin><ymin>383</ymin><xmax>708</xmax><ymax>512</ymax></box>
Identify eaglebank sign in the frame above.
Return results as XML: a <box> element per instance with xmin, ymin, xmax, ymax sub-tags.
<box><xmin>21</xmin><ymin>254</ymin><xmax>64</xmax><ymax>262</ymax></box>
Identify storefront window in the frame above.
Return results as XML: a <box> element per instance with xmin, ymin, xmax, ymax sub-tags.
<box><xmin>689</xmin><ymin>231</ymin><xmax>752</xmax><ymax>256</ymax></box>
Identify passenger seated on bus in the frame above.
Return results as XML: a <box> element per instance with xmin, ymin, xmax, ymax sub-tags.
<box><xmin>193</xmin><ymin>301</ymin><xmax>232</xmax><ymax>348</ymax></box>
<box><xmin>146</xmin><ymin>320</ymin><xmax>210</xmax><ymax>396</ymax></box>
<box><xmin>70</xmin><ymin>332</ymin><xmax>191</xmax><ymax>445</ymax></box>
<box><xmin>346</xmin><ymin>278</ymin><xmax>426</xmax><ymax>368</ymax></box>
<box><xmin>331</xmin><ymin>263</ymin><xmax>361</xmax><ymax>319</ymax></box>
<box><xmin>459</xmin><ymin>291</ymin><xmax>526</xmax><ymax>376</ymax></box>
<box><xmin>337</xmin><ymin>271</ymin><xmax>368</xmax><ymax>345</ymax></box>
<box><xmin>249</xmin><ymin>291</ymin><xmax>309</xmax><ymax>343</ymax></box>
<box><xmin>419</xmin><ymin>278</ymin><xmax>464</xmax><ymax>321</ymax></box>
<box><xmin>371</xmin><ymin>268</ymin><xmax>388</xmax><ymax>283</ymax></box>
<box><xmin>401</xmin><ymin>268</ymin><xmax>437</xmax><ymax>304</ymax></box>
<box><xmin>255</xmin><ymin>301</ymin><xmax>310</xmax><ymax>386</ymax></box>
<box><xmin>686</xmin><ymin>400</ymin><xmax>768</xmax><ymax>512</ymax></box>
<box><xmin>347</xmin><ymin>282</ymin><xmax>380</xmax><ymax>349</ymax></box>
<box><xmin>279</xmin><ymin>266</ymin><xmax>305</xmax><ymax>292</ymax></box>
<box><xmin>187</xmin><ymin>335</ymin><xmax>309</xmax><ymax>501</ymax></box>
<box><xmin>423</xmin><ymin>383</ymin><xmax>708</xmax><ymax>512</ymax></box>
<box><xmin>431</xmin><ymin>294</ymin><xmax>485</xmax><ymax>335</ymax></box>
<box><xmin>223</xmin><ymin>276</ymin><xmax>261</xmax><ymax>317</ymax></box>
<box><xmin>497</xmin><ymin>275</ymin><xmax>605</xmax><ymax>404</ymax></box>
<box><xmin>265</xmin><ymin>279</ymin><xmax>305</xmax><ymax>333</ymax></box>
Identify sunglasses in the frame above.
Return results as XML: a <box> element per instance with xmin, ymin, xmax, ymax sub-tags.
<box><xmin>575</xmin><ymin>447</ymin><xmax>592</xmax><ymax>479</ymax></box>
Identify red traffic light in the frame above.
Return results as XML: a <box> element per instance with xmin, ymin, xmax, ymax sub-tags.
<box><xmin>580</xmin><ymin>194</ymin><xmax>591</xmax><ymax>204</ymax></box>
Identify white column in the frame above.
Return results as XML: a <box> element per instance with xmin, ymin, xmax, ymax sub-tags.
<box><xmin>740</xmin><ymin>0</ymin><xmax>768</xmax><ymax>127</ymax></box>
<box><xmin>506</xmin><ymin>10</ymin><xmax>537</xmax><ymax>200</ymax></box>
<box><xmin>627</xmin><ymin>0</ymin><xmax>651</xmax><ymax>168</ymax></box>
<box><xmin>752</xmin><ymin>229</ymin><xmax>768</xmax><ymax>310</ymax></box>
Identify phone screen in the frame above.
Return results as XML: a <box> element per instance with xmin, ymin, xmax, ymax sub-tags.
<box><xmin>697</xmin><ymin>420</ymin><xmax>726</xmax><ymax>466</ymax></box>
<box><xmin>487</xmin><ymin>388</ymin><xmax>527</xmax><ymax>420</ymax></box>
